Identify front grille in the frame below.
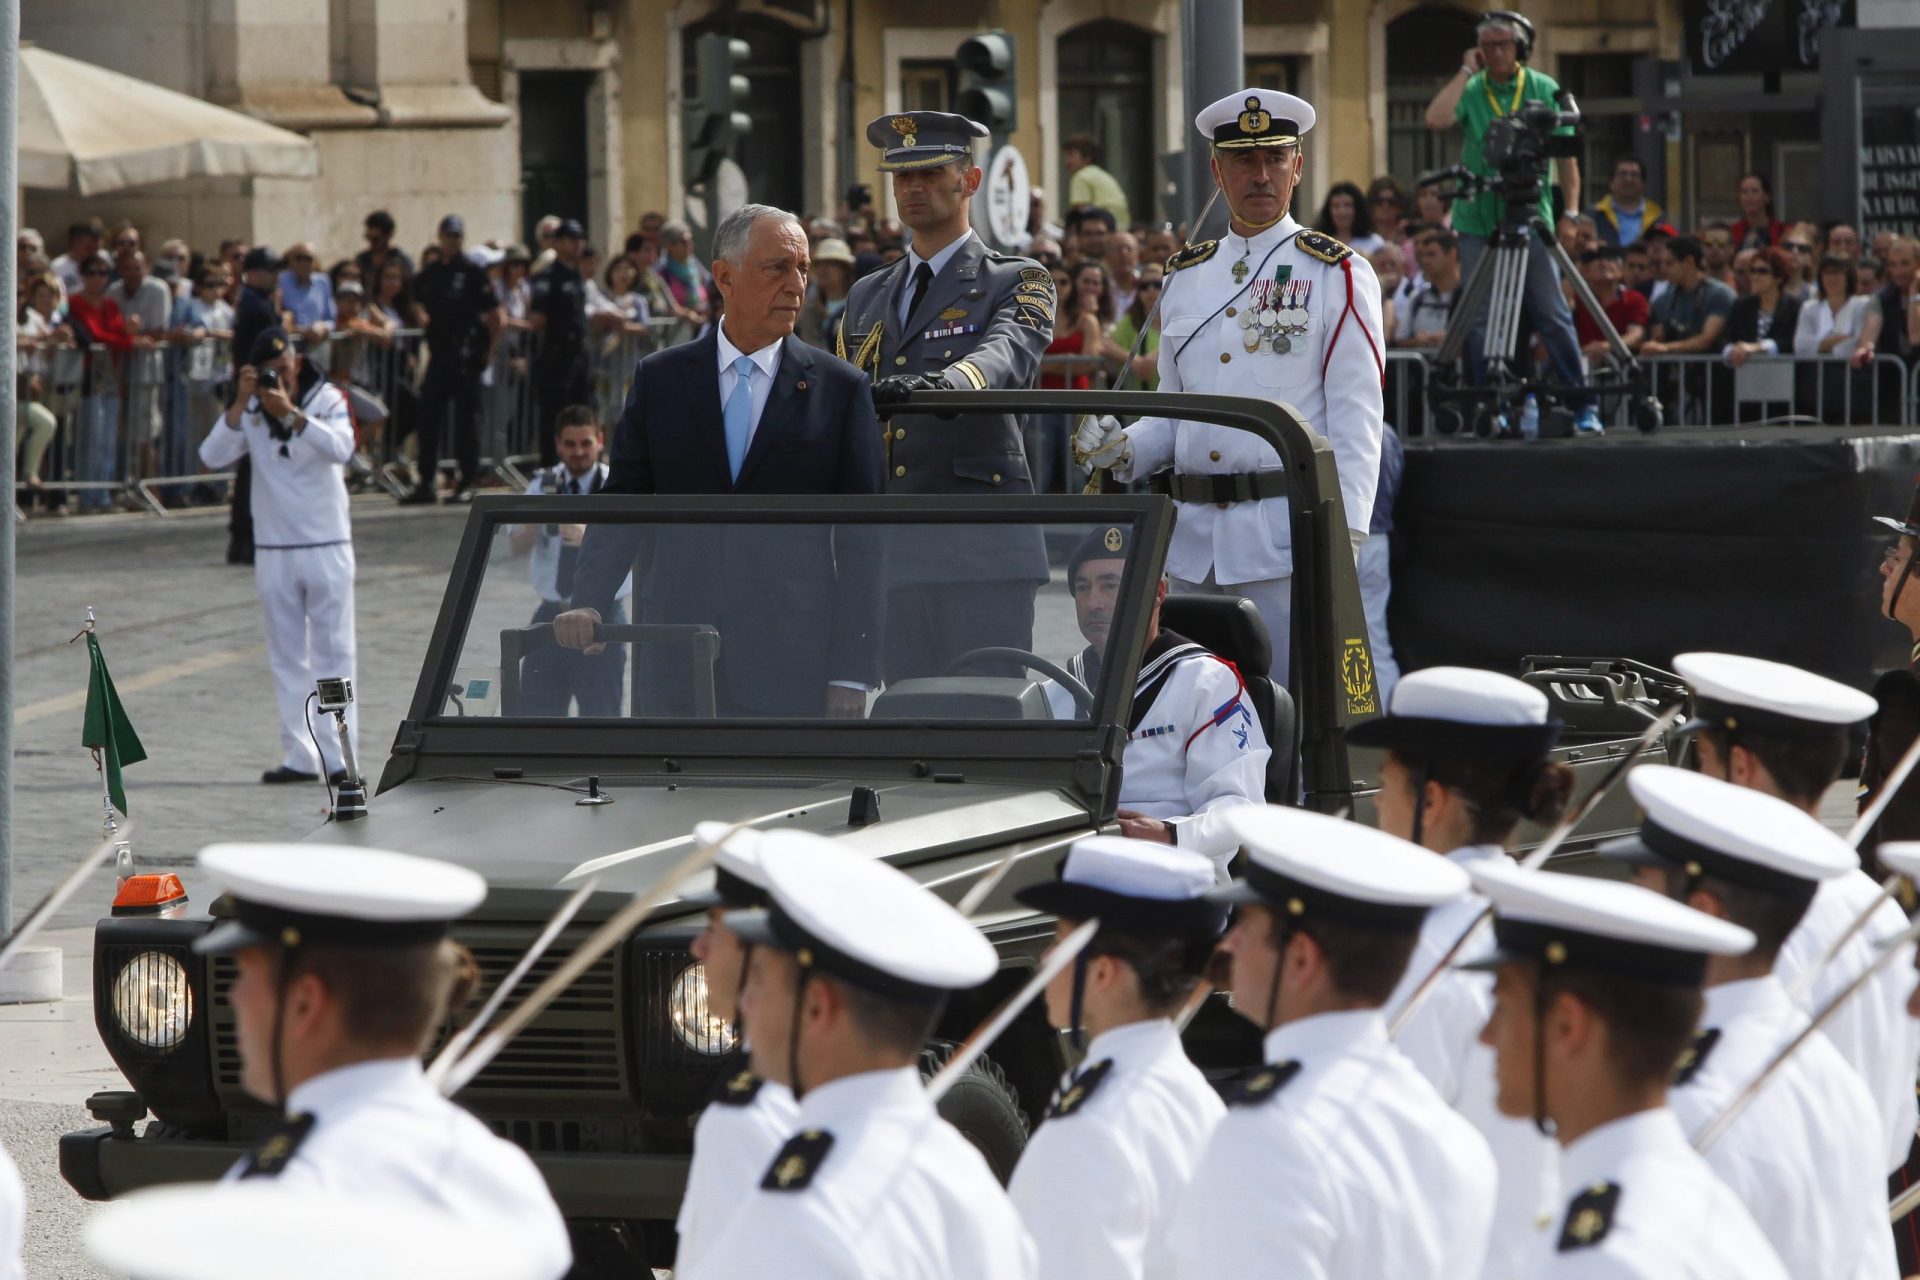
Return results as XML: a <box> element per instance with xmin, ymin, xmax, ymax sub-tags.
<box><xmin>209</xmin><ymin>921</ymin><xmax>629</xmax><ymax>1102</ymax></box>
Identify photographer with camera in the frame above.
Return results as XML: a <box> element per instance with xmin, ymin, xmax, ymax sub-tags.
<box><xmin>198</xmin><ymin>327</ymin><xmax>359</xmax><ymax>785</ymax></box>
<box><xmin>1424</xmin><ymin>10</ymin><xmax>1602</xmax><ymax>435</ymax></box>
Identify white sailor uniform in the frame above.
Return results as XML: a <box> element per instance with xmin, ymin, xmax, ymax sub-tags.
<box><xmin>1527</xmin><ymin>1108</ymin><xmax>1790</xmax><ymax>1280</ymax></box>
<box><xmin>1668</xmin><ymin>976</ymin><xmax>1897</xmax><ymax>1280</ymax></box>
<box><xmin>224</xmin><ymin>1058</ymin><xmax>572</xmax><ymax>1280</ymax></box>
<box><xmin>1158</xmin><ymin>1010</ymin><xmax>1495</xmax><ymax>1279</ymax></box>
<box><xmin>0</xmin><ymin>1146</ymin><xmax>22</xmax><ymax>1280</ymax></box>
<box><xmin>1047</xmin><ymin>632</ymin><xmax>1270</xmax><ymax>875</ymax></box>
<box><xmin>1386</xmin><ymin>844</ymin><xmax>1561</xmax><ymax>1280</ymax></box>
<box><xmin>686</xmin><ymin>1066</ymin><xmax>1037</xmax><ymax>1280</ymax></box>
<box><xmin>1112</xmin><ymin>216</ymin><xmax>1384</xmax><ymax>684</ymax></box>
<box><xmin>198</xmin><ymin>376</ymin><xmax>358</xmax><ymax>775</ymax></box>
<box><xmin>674</xmin><ymin>1070</ymin><xmax>799</xmax><ymax>1272</ymax></box>
<box><xmin>1009</xmin><ymin>1019</ymin><xmax>1224</xmax><ymax>1280</ymax></box>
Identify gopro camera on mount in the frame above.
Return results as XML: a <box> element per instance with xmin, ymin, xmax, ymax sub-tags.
<box><xmin>316</xmin><ymin>677</ymin><xmax>354</xmax><ymax>714</ymax></box>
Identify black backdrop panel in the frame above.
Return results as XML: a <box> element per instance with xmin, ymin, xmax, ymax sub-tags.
<box><xmin>1390</xmin><ymin>429</ymin><xmax>1920</xmax><ymax>690</ymax></box>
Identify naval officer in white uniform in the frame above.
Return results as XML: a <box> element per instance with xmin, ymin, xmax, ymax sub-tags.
<box><xmin>1075</xmin><ymin>88</ymin><xmax>1384</xmax><ymax>687</ymax></box>
<box><xmin>198</xmin><ymin>328</ymin><xmax>358</xmax><ymax>784</ymax></box>
<box><xmin>191</xmin><ymin>842</ymin><xmax>572</xmax><ymax>1280</ymax></box>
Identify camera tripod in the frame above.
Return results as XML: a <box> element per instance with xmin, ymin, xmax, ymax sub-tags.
<box><xmin>1422</xmin><ymin>166</ymin><xmax>1662</xmax><ymax>437</ymax></box>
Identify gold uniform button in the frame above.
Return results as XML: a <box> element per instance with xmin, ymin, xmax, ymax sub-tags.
<box><xmin>894</xmin><ymin>465</ymin><xmax>907</xmax><ymax>477</ymax></box>
<box><xmin>1220</xmin><ymin>353</ymin><xmax>1231</xmax><ymax>364</ymax></box>
<box><xmin>894</xmin><ymin>355</ymin><xmax>907</xmax><ymax>366</ymax></box>
<box><xmin>991</xmin><ymin>473</ymin><xmax>1003</xmax><ymax>483</ymax></box>
<box><xmin>1209</xmin><ymin>450</ymin><xmax>1221</xmax><ymax>462</ymax></box>
<box><xmin>894</xmin><ymin>428</ymin><xmax>906</xmax><ymax>440</ymax></box>
<box><xmin>1226</xmin><ymin>306</ymin><xmax>1237</xmax><ymax>317</ymax></box>
<box><xmin>943</xmin><ymin>349</ymin><xmax>952</xmax><ymax>357</ymax></box>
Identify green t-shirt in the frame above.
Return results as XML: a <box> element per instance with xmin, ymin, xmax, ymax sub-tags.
<box><xmin>1069</xmin><ymin>163</ymin><xmax>1132</xmax><ymax>228</ymax></box>
<box><xmin>1451</xmin><ymin>65</ymin><xmax>1572</xmax><ymax>237</ymax></box>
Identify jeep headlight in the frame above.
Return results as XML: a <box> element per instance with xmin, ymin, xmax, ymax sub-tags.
<box><xmin>111</xmin><ymin>951</ymin><xmax>193</xmax><ymax>1051</ymax></box>
<box><xmin>667</xmin><ymin>963</ymin><xmax>737</xmax><ymax>1056</ymax></box>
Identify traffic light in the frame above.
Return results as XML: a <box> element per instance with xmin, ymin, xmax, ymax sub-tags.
<box><xmin>686</xmin><ymin>33</ymin><xmax>752</xmax><ymax>188</ymax></box>
<box><xmin>955</xmin><ymin>31</ymin><xmax>1017</xmax><ymax>135</ymax></box>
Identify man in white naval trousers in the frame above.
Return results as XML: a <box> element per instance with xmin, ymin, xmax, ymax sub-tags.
<box><xmin>1076</xmin><ymin>88</ymin><xmax>1384</xmax><ymax>688</ymax></box>
<box><xmin>200</xmin><ymin>328</ymin><xmax>357</xmax><ymax>784</ymax></box>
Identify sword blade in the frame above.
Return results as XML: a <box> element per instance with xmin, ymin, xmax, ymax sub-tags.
<box><xmin>0</xmin><ymin>828</ymin><xmax>127</xmax><ymax>977</ymax></box>
<box><xmin>925</xmin><ymin>918</ymin><xmax>1099</xmax><ymax>1104</ymax></box>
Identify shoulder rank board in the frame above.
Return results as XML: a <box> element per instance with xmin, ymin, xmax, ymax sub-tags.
<box><xmin>1167</xmin><ymin>240</ymin><xmax>1220</xmax><ymax>274</ymax></box>
<box><xmin>1556</xmin><ymin>1181</ymin><xmax>1621</xmax><ymax>1252</ymax></box>
<box><xmin>713</xmin><ymin>1068</ymin><xmax>765</xmax><ymax>1107</ymax></box>
<box><xmin>1671</xmin><ymin>1027</ymin><xmax>1721</xmax><ymax>1086</ymax></box>
<box><xmin>1048</xmin><ymin>1058</ymin><xmax>1114</xmax><ymax>1119</ymax></box>
<box><xmin>238</xmin><ymin>1112</ymin><xmax>316</xmax><ymax>1180</ymax></box>
<box><xmin>1296</xmin><ymin>229</ymin><xmax>1353</xmax><ymax>265</ymax></box>
<box><xmin>1227</xmin><ymin>1059</ymin><xmax>1302</xmax><ymax>1107</ymax></box>
<box><xmin>761</xmin><ymin>1128</ymin><xmax>835</xmax><ymax>1192</ymax></box>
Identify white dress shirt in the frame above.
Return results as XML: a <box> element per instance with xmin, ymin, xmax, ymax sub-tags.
<box><xmin>675</xmin><ymin>1076</ymin><xmax>799</xmax><ymax>1274</ymax></box>
<box><xmin>198</xmin><ymin>375</ymin><xmax>356</xmax><ymax>548</ymax></box>
<box><xmin>1668</xmin><ymin>975</ymin><xmax>1897</xmax><ymax>1280</ymax></box>
<box><xmin>1525</xmin><ymin>1108</ymin><xmax>1789</xmax><ymax>1279</ymax></box>
<box><xmin>686</xmin><ymin>1066</ymin><xmax>1036</xmax><ymax>1280</ymax></box>
<box><xmin>715</xmin><ymin>325</ymin><xmax>784</xmax><ymax>449</ymax></box>
<box><xmin>224</xmin><ymin>1058</ymin><xmax>572</xmax><ymax>1280</ymax></box>
<box><xmin>1385</xmin><ymin>845</ymin><xmax>1561</xmax><ymax>1280</ymax></box>
<box><xmin>1115</xmin><ymin>214</ymin><xmax>1385</xmax><ymax>585</ymax></box>
<box><xmin>1009</xmin><ymin>1019</ymin><xmax>1224</xmax><ymax>1280</ymax></box>
<box><xmin>1773</xmin><ymin>867</ymin><xmax>1919</xmax><ymax>1172</ymax></box>
<box><xmin>1158</xmin><ymin>1008</ymin><xmax>1496</xmax><ymax>1280</ymax></box>
<box><xmin>1792</xmin><ymin>293</ymin><xmax>1871</xmax><ymax>358</ymax></box>
<box><xmin>523</xmin><ymin>463</ymin><xmax>632</xmax><ymax>604</ymax></box>
<box><xmin>898</xmin><ymin>234</ymin><xmax>970</xmax><ymax>327</ymax></box>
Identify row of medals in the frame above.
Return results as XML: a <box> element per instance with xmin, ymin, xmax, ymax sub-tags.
<box><xmin>1238</xmin><ymin>276</ymin><xmax>1310</xmax><ymax>355</ymax></box>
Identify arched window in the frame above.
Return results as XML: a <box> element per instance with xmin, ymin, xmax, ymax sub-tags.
<box><xmin>1386</xmin><ymin>6</ymin><xmax>1479</xmax><ymax>185</ymax></box>
<box><xmin>1057</xmin><ymin>20</ymin><xmax>1155</xmax><ymax>226</ymax></box>
<box><xmin>682</xmin><ymin>15</ymin><xmax>804</xmax><ymax>215</ymax></box>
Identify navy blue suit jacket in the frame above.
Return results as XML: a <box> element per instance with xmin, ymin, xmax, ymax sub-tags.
<box><xmin>571</xmin><ymin>329</ymin><xmax>887</xmax><ymax>714</ymax></box>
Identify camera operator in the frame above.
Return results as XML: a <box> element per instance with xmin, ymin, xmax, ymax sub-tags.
<box><xmin>1424</xmin><ymin>10</ymin><xmax>1602</xmax><ymax>435</ymax></box>
<box><xmin>198</xmin><ymin>328</ymin><xmax>359</xmax><ymax>785</ymax></box>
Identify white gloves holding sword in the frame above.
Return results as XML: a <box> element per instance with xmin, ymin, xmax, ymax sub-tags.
<box><xmin>1072</xmin><ymin>415</ymin><xmax>1132</xmax><ymax>473</ymax></box>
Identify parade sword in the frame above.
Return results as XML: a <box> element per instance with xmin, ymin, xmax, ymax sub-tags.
<box><xmin>0</xmin><ymin>828</ymin><xmax>130</xmax><ymax>977</ymax></box>
<box><xmin>926</xmin><ymin>918</ymin><xmax>1100</xmax><ymax>1104</ymax></box>
<box><xmin>1386</xmin><ymin>704</ymin><xmax>1685</xmax><ymax>1039</ymax></box>
<box><xmin>1696</xmin><ymin>907</ymin><xmax>1920</xmax><ymax>1156</ymax></box>
<box><xmin>1891</xmin><ymin>1173</ymin><xmax>1920</xmax><ymax>1225</ymax></box>
<box><xmin>1782</xmin><ymin>728</ymin><xmax>1920</xmax><ymax>1006</ymax></box>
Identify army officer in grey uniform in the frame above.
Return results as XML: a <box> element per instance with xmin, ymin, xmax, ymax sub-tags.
<box><xmin>838</xmin><ymin>110</ymin><xmax>1055</xmax><ymax>683</ymax></box>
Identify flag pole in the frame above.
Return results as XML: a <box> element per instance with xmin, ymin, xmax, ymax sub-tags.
<box><xmin>0</xmin><ymin>0</ymin><xmax>19</xmax><ymax>933</ymax></box>
<box><xmin>73</xmin><ymin>608</ymin><xmax>134</xmax><ymax>880</ymax></box>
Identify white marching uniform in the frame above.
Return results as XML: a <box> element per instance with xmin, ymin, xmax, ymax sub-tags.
<box><xmin>1526</xmin><ymin>1108</ymin><xmax>1789</xmax><ymax>1280</ymax></box>
<box><xmin>675</xmin><ymin>1073</ymin><xmax>799</xmax><ymax>1273</ymax></box>
<box><xmin>687</xmin><ymin>1066</ymin><xmax>1037</xmax><ymax>1280</ymax></box>
<box><xmin>1046</xmin><ymin>634</ymin><xmax>1270</xmax><ymax>875</ymax></box>
<box><xmin>1113</xmin><ymin>216</ymin><xmax>1384</xmax><ymax>682</ymax></box>
<box><xmin>0</xmin><ymin>1146</ymin><xmax>22</xmax><ymax>1280</ymax></box>
<box><xmin>1158</xmin><ymin>1010</ymin><xmax>1495</xmax><ymax>1280</ymax></box>
<box><xmin>223</xmin><ymin>1058</ymin><xmax>572</xmax><ymax>1280</ymax></box>
<box><xmin>1385</xmin><ymin>845</ymin><xmax>1560</xmax><ymax>1280</ymax></box>
<box><xmin>1009</xmin><ymin>1019</ymin><xmax>1224</xmax><ymax>1280</ymax></box>
<box><xmin>199</xmin><ymin>376</ymin><xmax>357</xmax><ymax>775</ymax></box>
<box><xmin>1668</xmin><ymin>976</ymin><xmax>1897</xmax><ymax>1280</ymax></box>
<box><xmin>1774</xmin><ymin>868</ymin><xmax>1919</xmax><ymax>1172</ymax></box>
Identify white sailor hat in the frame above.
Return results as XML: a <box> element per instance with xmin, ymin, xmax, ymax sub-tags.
<box><xmin>1015</xmin><ymin>835</ymin><xmax>1227</xmax><ymax>938</ymax></box>
<box><xmin>1875</xmin><ymin>842</ymin><xmax>1920</xmax><ymax>883</ymax></box>
<box><xmin>1465</xmin><ymin>860</ymin><xmax>1754</xmax><ymax>984</ymax></box>
<box><xmin>1195</xmin><ymin>88</ymin><xmax>1316</xmax><ymax>149</ymax></box>
<box><xmin>87</xmin><ymin>1183</ymin><xmax>548</xmax><ymax>1280</ymax></box>
<box><xmin>1675</xmin><ymin>652</ymin><xmax>1876</xmax><ymax>737</ymax></box>
<box><xmin>1593</xmin><ymin>764</ymin><xmax>1855</xmax><ymax>897</ymax></box>
<box><xmin>726</xmin><ymin>830</ymin><xmax>997</xmax><ymax>1001</ymax></box>
<box><xmin>1346</xmin><ymin>666</ymin><xmax>1560</xmax><ymax>760</ymax></box>
<box><xmin>1211</xmin><ymin>806</ymin><xmax>1468</xmax><ymax>931</ymax></box>
<box><xmin>191</xmin><ymin>843</ymin><xmax>486</xmax><ymax>955</ymax></box>
<box><xmin>695</xmin><ymin>820</ymin><xmax>770</xmax><ymax>909</ymax></box>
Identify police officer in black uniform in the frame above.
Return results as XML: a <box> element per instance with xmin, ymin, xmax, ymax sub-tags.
<box><xmin>226</xmin><ymin>246</ymin><xmax>286</xmax><ymax>564</ymax></box>
<box><xmin>405</xmin><ymin>215</ymin><xmax>502</xmax><ymax>504</ymax></box>
<box><xmin>527</xmin><ymin>218</ymin><xmax>590</xmax><ymax>469</ymax></box>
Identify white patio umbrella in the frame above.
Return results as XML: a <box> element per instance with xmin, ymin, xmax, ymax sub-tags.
<box><xmin>18</xmin><ymin>43</ymin><xmax>320</xmax><ymax>195</ymax></box>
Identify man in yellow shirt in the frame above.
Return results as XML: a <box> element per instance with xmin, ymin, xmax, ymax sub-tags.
<box><xmin>1065</xmin><ymin>132</ymin><xmax>1132</xmax><ymax>228</ymax></box>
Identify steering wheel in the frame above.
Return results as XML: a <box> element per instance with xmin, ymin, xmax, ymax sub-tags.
<box><xmin>942</xmin><ymin>647</ymin><xmax>1095</xmax><ymax>716</ymax></box>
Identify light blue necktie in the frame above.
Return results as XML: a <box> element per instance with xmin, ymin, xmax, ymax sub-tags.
<box><xmin>723</xmin><ymin>354</ymin><xmax>755</xmax><ymax>482</ymax></box>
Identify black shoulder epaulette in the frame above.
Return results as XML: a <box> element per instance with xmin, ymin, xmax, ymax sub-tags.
<box><xmin>1556</xmin><ymin>1181</ymin><xmax>1621</xmax><ymax>1252</ymax></box>
<box><xmin>1671</xmin><ymin>1027</ymin><xmax>1721</xmax><ymax>1086</ymax></box>
<box><xmin>1048</xmin><ymin>1058</ymin><xmax>1114</xmax><ymax>1118</ymax></box>
<box><xmin>1167</xmin><ymin>240</ymin><xmax>1219</xmax><ymax>274</ymax></box>
<box><xmin>712</xmin><ymin>1068</ymin><xmax>765</xmax><ymax>1107</ymax></box>
<box><xmin>238</xmin><ymin>1112</ymin><xmax>315</xmax><ymax>1180</ymax></box>
<box><xmin>1227</xmin><ymin>1059</ymin><xmax>1301</xmax><ymax>1107</ymax></box>
<box><xmin>761</xmin><ymin>1128</ymin><xmax>835</xmax><ymax>1192</ymax></box>
<box><xmin>1297</xmin><ymin>229</ymin><xmax>1353</xmax><ymax>265</ymax></box>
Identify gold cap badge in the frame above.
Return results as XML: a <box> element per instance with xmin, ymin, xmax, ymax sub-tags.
<box><xmin>890</xmin><ymin>115</ymin><xmax>918</xmax><ymax>148</ymax></box>
<box><xmin>1237</xmin><ymin>95</ymin><xmax>1272</xmax><ymax>136</ymax></box>
<box><xmin>1103</xmin><ymin>526</ymin><xmax>1123</xmax><ymax>552</ymax></box>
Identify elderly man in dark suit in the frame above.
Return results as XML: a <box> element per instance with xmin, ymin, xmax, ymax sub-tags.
<box><xmin>553</xmin><ymin>204</ymin><xmax>885</xmax><ymax>717</ymax></box>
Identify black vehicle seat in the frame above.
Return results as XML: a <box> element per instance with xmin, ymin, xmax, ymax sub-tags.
<box><xmin>1158</xmin><ymin>595</ymin><xmax>1298</xmax><ymax>804</ymax></box>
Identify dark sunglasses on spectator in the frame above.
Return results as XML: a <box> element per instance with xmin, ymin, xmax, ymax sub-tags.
<box><xmin>291</xmin><ymin>254</ymin><xmax>314</xmax><ymax>263</ymax></box>
<box><xmin>1370</xmin><ymin>195</ymin><xmax>1401</xmax><ymax>207</ymax></box>
<box><xmin>1749</xmin><ymin>264</ymin><xmax>1772</xmax><ymax>275</ymax></box>
<box><xmin>1140</xmin><ymin>280</ymin><xmax>1163</xmax><ymax>290</ymax></box>
<box><xmin>1786</xmin><ymin>242</ymin><xmax>1812</xmax><ymax>253</ymax></box>
<box><xmin>113</xmin><ymin>239</ymin><xmax>136</xmax><ymax>249</ymax></box>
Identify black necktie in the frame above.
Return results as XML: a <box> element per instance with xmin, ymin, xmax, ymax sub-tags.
<box><xmin>907</xmin><ymin>261</ymin><xmax>934</xmax><ymax>324</ymax></box>
<box><xmin>556</xmin><ymin>472</ymin><xmax>581</xmax><ymax>596</ymax></box>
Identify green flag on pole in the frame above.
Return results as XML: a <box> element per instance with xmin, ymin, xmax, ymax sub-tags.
<box><xmin>81</xmin><ymin>631</ymin><xmax>146</xmax><ymax>815</ymax></box>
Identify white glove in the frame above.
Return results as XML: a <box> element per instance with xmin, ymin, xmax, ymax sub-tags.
<box><xmin>1072</xmin><ymin>414</ymin><xmax>1132</xmax><ymax>471</ymax></box>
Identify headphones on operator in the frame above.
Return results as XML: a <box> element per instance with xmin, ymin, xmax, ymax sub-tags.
<box><xmin>1479</xmin><ymin>9</ymin><xmax>1535</xmax><ymax>62</ymax></box>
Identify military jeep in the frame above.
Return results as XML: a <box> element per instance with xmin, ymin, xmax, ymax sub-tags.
<box><xmin>60</xmin><ymin>390</ymin><xmax>1676</xmax><ymax>1275</ymax></box>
